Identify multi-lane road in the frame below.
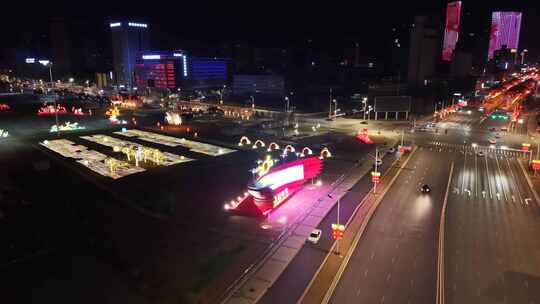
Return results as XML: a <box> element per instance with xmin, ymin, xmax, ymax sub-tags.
<box><xmin>329</xmin><ymin>149</ymin><xmax>452</xmax><ymax>304</ymax></box>
<box><xmin>445</xmin><ymin>142</ymin><xmax>540</xmax><ymax>303</ymax></box>
<box><xmin>325</xmin><ymin>110</ymin><xmax>540</xmax><ymax>304</ymax></box>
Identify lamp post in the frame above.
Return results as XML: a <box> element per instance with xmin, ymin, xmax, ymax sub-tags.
<box><xmin>250</xmin><ymin>95</ymin><xmax>255</xmax><ymax>109</ymax></box>
<box><xmin>362</xmin><ymin>97</ymin><xmax>368</xmax><ymax>120</ymax></box>
<box><xmin>31</xmin><ymin>60</ymin><xmax>58</xmax><ymax>131</ymax></box>
<box><xmin>329</xmin><ymin>88</ymin><xmax>333</xmax><ymax>119</ymax></box>
<box><xmin>220</xmin><ymin>85</ymin><xmax>226</xmax><ymax>104</ymax></box>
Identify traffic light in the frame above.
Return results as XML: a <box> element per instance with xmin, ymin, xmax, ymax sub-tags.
<box><xmin>331</xmin><ymin>223</ymin><xmax>345</xmax><ymax>240</ymax></box>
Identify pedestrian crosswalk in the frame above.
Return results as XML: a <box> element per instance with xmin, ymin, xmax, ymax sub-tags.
<box><xmin>421</xmin><ymin>141</ymin><xmax>530</xmax><ymax>158</ymax></box>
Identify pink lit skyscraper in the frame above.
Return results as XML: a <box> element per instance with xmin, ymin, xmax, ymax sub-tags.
<box><xmin>488</xmin><ymin>11</ymin><xmax>522</xmax><ymax>59</ymax></box>
<box><xmin>442</xmin><ymin>1</ymin><xmax>462</xmax><ymax>61</ymax></box>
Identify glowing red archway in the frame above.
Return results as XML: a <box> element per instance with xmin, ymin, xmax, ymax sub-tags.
<box><xmin>267</xmin><ymin>142</ymin><xmax>280</xmax><ymax>152</ymax></box>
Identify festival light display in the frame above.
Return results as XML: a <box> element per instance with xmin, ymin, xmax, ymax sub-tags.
<box><xmin>252</xmin><ymin>139</ymin><xmax>265</xmax><ymax>149</ymax></box>
<box><xmin>356</xmin><ymin>128</ymin><xmax>374</xmax><ymax>144</ymax></box>
<box><xmin>226</xmin><ymin>156</ymin><xmax>323</xmax><ymax>216</ymax></box>
<box><xmin>0</xmin><ymin>103</ymin><xmax>10</xmax><ymax>111</ymax></box>
<box><xmin>116</xmin><ymin>129</ymin><xmax>235</xmax><ymax>156</ymax></box>
<box><xmin>165</xmin><ymin>111</ymin><xmax>182</xmax><ymax>125</ymax></box>
<box><xmin>50</xmin><ymin>122</ymin><xmax>86</xmax><ymax>133</ymax></box>
<box><xmin>72</xmin><ymin>108</ymin><xmax>86</xmax><ymax>116</ymax></box>
<box><xmin>40</xmin><ymin>139</ymin><xmax>145</xmax><ymax>179</ymax></box>
<box><xmin>267</xmin><ymin>142</ymin><xmax>280</xmax><ymax>152</ymax></box>
<box><xmin>300</xmin><ymin>147</ymin><xmax>313</xmax><ymax>157</ymax></box>
<box><xmin>238</xmin><ymin>136</ymin><xmax>252</xmax><ymax>146</ymax></box>
<box><xmin>80</xmin><ymin>134</ymin><xmax>192</xmax><ymax>167</ymax></box>
<box><xmin>320</xmin><ymin>147</ymin><xmax>332</xmax><ymax>159</ymax></box>
<box><xmin>38</xmin><ymin>104</ymin><xmax>67</xmax><ymax>116</ymax></box>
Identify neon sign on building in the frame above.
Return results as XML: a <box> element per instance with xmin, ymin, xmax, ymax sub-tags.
<box><xmin>488</xmin><ymin>11</ymin><xmax>522</xmax><ymax>59</ymax></box>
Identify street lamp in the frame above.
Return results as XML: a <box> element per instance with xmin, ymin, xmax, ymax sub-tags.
<box><xmin>284</xmin><ymin>96</ymin><xmax>289</xmax><ymax>113</ymax></box>
<box><xmin>250</xmin><ymin>95</ymin><xmax>255</xmax><ymax>109</ymax></box>
<box><xmin>362</xmin><ymin>97</ymin><xmax>368</xmax><ymax>120</ymax></box>
<box><xmin>31</xmin><ymin>60</ymin><xmax>59</xmax><ymax>130</ymax></box>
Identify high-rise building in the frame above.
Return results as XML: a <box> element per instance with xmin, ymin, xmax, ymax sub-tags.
<box><xmin>442</xmin><ymin>1</ymin><xmax>462</xmax><ymax>61</ymax></box>
<box><xmin>49</xmin><ymin>18</ymin><xmax>72</xmax><ymax>77</ymax></box>
<box><xmin>487</xmin><ymin>12</ymin><xmax>522</xmax><ymax>60</ymax></box>
<box><xmin>408</xmin><ymin>16</ymin><xmax>439</xmax><ymax>88</ymax></box>
<box><xmin>134</xmin><ymin>50</ymin><xmax>228</xmax><ymax>90</ymax></box>
<box><xmin>110</xmin><ymin>21</ymin><xmax>150</xmax><ymax>88</ymax></box>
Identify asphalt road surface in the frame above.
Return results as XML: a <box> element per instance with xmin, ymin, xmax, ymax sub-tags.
<box><xmin>259</xmin><ymin>148</ymin><xmax>400</xmax><ymax>304</ymax></box>
<box><xmin>445</xmin><ymin>144</ymin><xmax>540</xmax><ymax>304</ymax></box>
<box><xmin>329</xmin><ymin>149</ymin><xmax>452</xmax><ymax>304</ymax></box>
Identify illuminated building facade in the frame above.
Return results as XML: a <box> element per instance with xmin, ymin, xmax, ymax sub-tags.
<box><xmin>487</xmin><ymin>12</ymin><xmax>522</xmax><ymax>60</ymax></box>
<box><xmin>442</xmin><ymin>1</ymin><xmax>462</xmax><ymax>61</ymax></box>
<box><xmin>134</xmin><ymin>51</ymin><xmax>228</xmax><ymax>90</ymax></box>
<box><xmin>110</xmin><ymin>21</ymin><xmax>150</xmax><ymax>88</ymax></box>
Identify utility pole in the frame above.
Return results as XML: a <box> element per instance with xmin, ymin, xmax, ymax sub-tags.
<box><xmin>336</xmin><ymin>197</ymin><xmax>340</xmax><ymax>254</ymax></box>
<box><xmin>374</xmin><ymin>147</ymin><xmax>379</xmax><ymax>194</ymax></box>
<box><xmin>329</xmin><ymin>88</ymin><xmax>333</xmax><ymax>119</ymax></box>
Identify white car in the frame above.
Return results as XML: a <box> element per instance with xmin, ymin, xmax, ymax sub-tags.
<box><xmin>308</xmin><ymin>229</ymin><xmax>322</xmax><ymax>244</ymax></box>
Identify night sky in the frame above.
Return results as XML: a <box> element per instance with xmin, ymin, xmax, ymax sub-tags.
<box><xmin>2</xmin><ymin>0</ymin><xmax>540</xmax><ymax>60</ymax></box>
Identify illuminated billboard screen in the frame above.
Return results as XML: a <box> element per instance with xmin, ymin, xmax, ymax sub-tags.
<box><xmin>256</xmin><ymin>164</ymin><xmax>304</xmax><ymax>190</ymax></box>
<box><xmin>442</xmin><ymin>1</ymin><xmax>462</xmax><ymax>61</ymax></box>
<box><xmin>488</xmin><ymin>11</ymin><xmax>522</xmax><ymax>59</ymax></box>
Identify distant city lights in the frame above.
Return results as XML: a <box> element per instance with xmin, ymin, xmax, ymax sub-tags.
<box><xmin>142</xmin><ymin>54</ymin><xmax>161</xmax><ymax>60</ymax></box>
<box><xmin>109</xmin><ymin>22</ymin><xmax>121</xmax><ymax>27</ymax></box>
<box><xmin>128</xmin><ymin>22</ymin><xmax>148</xmax><ymax>28</ymax></box>
<box><xmin>25</xmin><ymin>58</ymin><xmax>36</xmax><ymax>63</ymax></box>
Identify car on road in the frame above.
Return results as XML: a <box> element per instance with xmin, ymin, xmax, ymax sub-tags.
<box><xmin>420</xmin><ymin>184</ymin><xmax>431</xmax><ymax>193</ymax></box>
<box><xmin>308</xmin><ymin>229</ymin><xmax>322</xmax><ymax>244</ymax></box>
<box><xmin>489</xmin><ymin>138</ymin><xmax>497</xmax><ymax>144</ymax></box>
<box><xmin>477</xmin><ymin>151</ymin><xmax>485</xmax><ymax>157</ymax></box>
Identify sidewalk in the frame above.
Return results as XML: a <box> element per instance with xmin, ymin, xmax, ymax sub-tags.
<box><xmin>298</xmin><ymin>147</ymin><xmax>417</xmax><ymax>304</ymax></box>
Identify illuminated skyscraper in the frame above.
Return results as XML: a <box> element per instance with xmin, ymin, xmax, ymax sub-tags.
<box><xmin>442</xmin><ymin>1</ymin><xmax>462</xmax><ymax>61</ymax></box>
<box><xmin>487</xmin><ymin>12</ymin><xmax>522</xmax><ymax>59</ymax></box>
<box><xmin>110</xmin><ymin>21</ymin><xmax>150</xmax><ymax>88</ymax></box>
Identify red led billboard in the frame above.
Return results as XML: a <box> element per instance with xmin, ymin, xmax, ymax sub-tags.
<box><xmin>442</xmin><ymin>1</ymin><xmax>462</xmax><ymax>61</ymax></box>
